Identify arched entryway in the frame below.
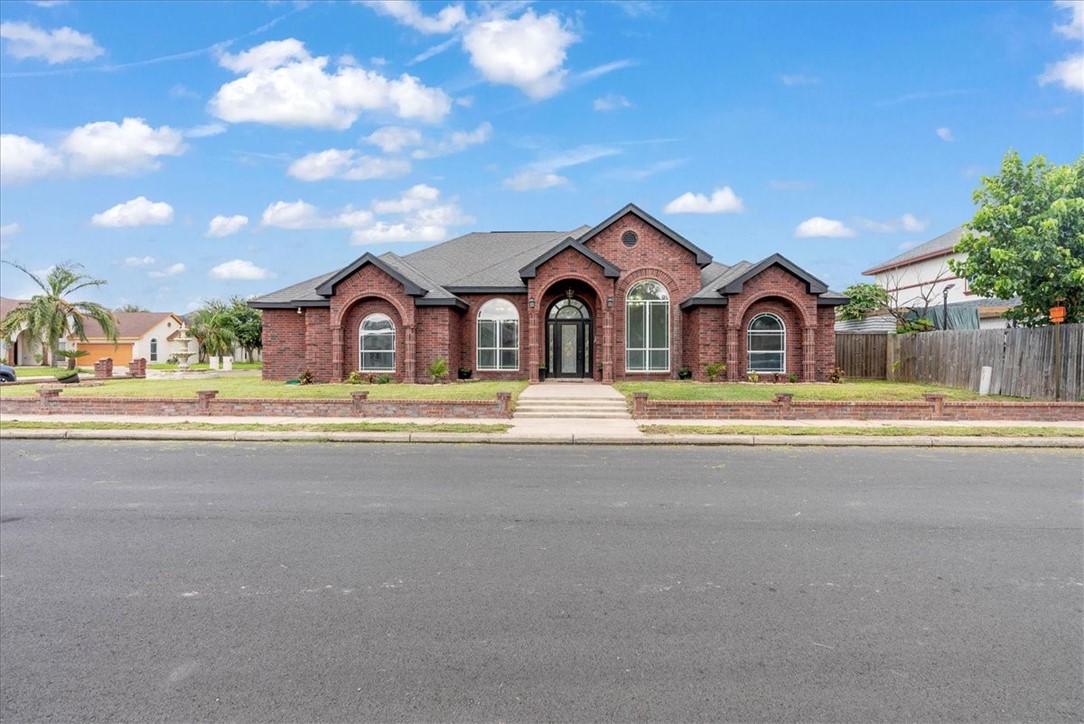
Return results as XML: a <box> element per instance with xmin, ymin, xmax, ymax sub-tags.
<box><xmin>546</xmin><ymin>297</ymin><xmax>593</xmax><ymax>378</ymax></box>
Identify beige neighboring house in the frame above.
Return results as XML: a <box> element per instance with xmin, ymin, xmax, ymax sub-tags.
<box><xmin>70</xmin><ymin>312</ymin><xmax>187</xmax><ymax>366</ymax></box>
<box><xmin>859</xmin><ymin>227</ymin><xmax>1019</xmax><ymax>330</ymax></box>
<box><xmin>1</xmin><ymin>296</ymin><xmax>38</xmax><ymax>365</ymax></box>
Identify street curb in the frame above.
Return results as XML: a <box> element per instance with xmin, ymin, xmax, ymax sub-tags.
<box><xmin>1</xmin><ymin>429</ymin><xmax>1081</xmax><ymax>448</ymax></box>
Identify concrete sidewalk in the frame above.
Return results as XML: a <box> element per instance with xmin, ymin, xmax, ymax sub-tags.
<box><xmin>1</xmin><ymin>412</ymin><xmax>1081</xmax><ymax>447</ymax></box>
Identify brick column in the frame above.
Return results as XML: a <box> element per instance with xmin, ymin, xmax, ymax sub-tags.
<box><xmin>726</xmin><ymin>326</ymin><xmax>740</xmax><ymax>381</ymax></box>
<box><xmin>94</xmin><ymin>358</ymin><xmax>113</xmax><ymax>378</ymax></box>
<box><xmin>197</xmin><ymin>390</ymin><xmax>217</xmax><ymax>415</ymax></box>
<box><xmin>632</xmin><ymin>392</ymin><xmax>648</xmax><ymax>418</ymax></box>
<box><xmin>802</xmin><ymin>325</ymin><xmax>817</xmax><ymax>382</ymax></box>
<box><xmin>403</xmin><ymin>324</ymin><xmax>416</xmax><ymax>383</ymax></box>
<box><xmin>528</xmin><ymin>308</ymin><xmax>540</xmax><ymax>383</ymax></box>
<box><xmin>331</xmin><ymin>325</ymin><xmax>343</xmax><ymax>381</ymax></box>
<box><xmin>496</xmin><ymin>391</ymin><xmax>512</xmax><ymax>418</ymax></box>
<box><xmin>129</xmin><ymin>358</ymin><xmax>146</xmax><ymax>378</ymax></box>
<box><xmin>38</xmin><ymin>387</ymin><xmax>61</xmax><ymax>413</ymax></box>
<box><xmin>774</xmin><ymin>392</ymin><xmax>794</xmax><ymax>419</ymax></box>
<box><xmin>351</xmin><ymin>390</ymin><xmax>368</xmax><ymax>417</ymax></box>
<box><xmin>924</xmin><ymin>393</ymin><xmax>945</xmax><ymax>418</ymax></box>
<box><xmin>602</xmin><ymin>303</ymin><xmax>614</xmax><ymax>384</ymax></box>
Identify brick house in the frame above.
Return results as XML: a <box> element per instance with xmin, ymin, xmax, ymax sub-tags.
<box><xmin>251</xmin><ymin>203</ymin><xmax>847</xmax><ymax>383</ymax></box>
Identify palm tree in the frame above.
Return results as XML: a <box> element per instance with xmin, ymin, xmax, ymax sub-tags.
<box><xmin>188</xmin><ymin>304</ymin><xmax>237</xmax><ymax>361</ymax></box>
<box><xmin>0</xmin><ymin>261</ymin><xmax>118</xmax><ymax>366</ymax></box>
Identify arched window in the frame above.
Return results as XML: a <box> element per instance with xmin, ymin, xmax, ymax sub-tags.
<box><xmin>626</xmin><ymin>280</ymin><xmax>669</xmax><ymax>372</ymax></box>
<box><xmin>149</xmin><ymin>338</ymin><xmax>158</xmax><ymax>362</ymax></box>
<box><xmin>360</xmin><ymin>313</ymin><xmax>395</xmax><ymax>371</ymax></box>
<box><xmin>747</xmin><ymin>313</ymin><xmax>785</xmax><ymax>372</ymax></box>
<box><xmin>477</xmin><ymin>298</ymin><xmax>519</xmax><ymax>370</ymax></box>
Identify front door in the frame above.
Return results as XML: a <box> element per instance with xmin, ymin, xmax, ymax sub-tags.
<box><xmin>547</xmin><ymin>298</ymin><xmax>593</xmax><ymax>378</ymax></box>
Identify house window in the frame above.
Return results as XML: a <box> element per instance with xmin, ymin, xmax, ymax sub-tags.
<box><xmin>477</xmin><ymin>298</ymin><xmax>519</xmax><ymax>370</ymax></box>
<box><xmin>149</xmin><ymin>338</ymin><xmax>158</xmax><ymax>362</ymax></box>
<box><xmin>747</xmin><ymin>313</ymin><xmax>785</xmax><ymax>372</ymax></box>
<box><xmin>359</xmin><ymin>313</ymin><xmax>395</xmax><ymax>371</ymax></box>
<box><xmin>626</xmin><ymin>280</ymin><xmax>669</xmax><ymax>372</ymax></box>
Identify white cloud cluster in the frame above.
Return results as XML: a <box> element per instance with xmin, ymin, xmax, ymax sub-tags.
<box><xmin>858</xmin><ymin>213</ymin><xmax>928</xmax><ymax>233</ymax></box>
<box><xmin>936</xmin><ymin>127</ymin><xmax>955</xmax><ymax>142</ymax></box>
<box><xmin>149</xmin><ymin>263</ymin><xmax>185</xmax><ymax>278</ymax></box>
<box><xmin>361</xmin><ymin>1</ymin><xmax>467</xmax><ymax>34</ymax></box>
<box><xmin>287</xmin><ymin>149</ymin><xmax>411</xmax><ymax>181</ymax></box>
<box><xmin>412</xmin><ymin>122</ymin><xmax>492</xmax><ymax>159</ymax></box>
<box><xmin>209</xmin><ymin>259</ymin><xmax>274</xmax><ymax>281</ymax></box>
<box><xmin>371</xmin><ymin>184</ymin><xmax>440</xmax><ymax>214</ymax></box>
<box><xmin>1054</xmin><ymin>0</ymin><xmax>1083</xmax><ymax>39</ymax></box>
<box><xmin>1039</xmin><ymin>1</ymin><xmax>1084</xmax><ymax>92</ymax></box>
<box><xmin>206</xmin><ymin>215</ymin><xmax>249</xmax><ymax>238</ymax></box>
<box><xmin>91</xmin><ymin>197</ymin><xmax>174</xmax><ymax>228</ymax></box>
<box><xmin>593</xmin><ymin>94</ymin><xmax>632</xmax><ymax>112</ymax></box>
<box><xmin>260</xmin><ymin>200</ymin><xmax>373</xmax><ymax>230</ymax></box>
<box><xmin>462</xmin><ymin>10</ymin><xmax>578</xmax><ymax>99</ymax></box>
<box><xmin>353</xmin><ymin>185</ymin><xmax>473</xmax><ymax>244</ymax></box>
<box><xmin>1</xmin><ymin>118</ymin><xmax>185</xmax><ymax>184</ymax></box>
<box><xmin>664</xmin><ymin>188</ymin><xmax>744</xmax><ymax>214</ymax></box>
<box><xmin>503</xmin><ymin>144</ymin><xmax>621</xmax><ymax>191</ymax></box>
<box><xmin>122</xmin><ymin>256</ymin><xmax>156</xmax><ymax>267</ymax></box>
<box><xmin>794</xmin><ymin>217</ymin><xmax>856</xmax><ymax>238</ymax></box>
<box><xmin>0</xmin><ymin>21</ymin><xmax>103</xmax><ymax>64</ymax></box>
<box><xmin>210</xmin><ymin>39</ymin><xmax>452</xmax><ymax>129</ymax></box>
<box><xmin>363</xmin><ymin>126</ymin><xmax>423</xmax><ymax>153</ymax></box>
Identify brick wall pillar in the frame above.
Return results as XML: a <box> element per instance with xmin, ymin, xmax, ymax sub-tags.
<box><xmin>129</xmin><ymin>358</ymin><xmax>146</xmax><ymax>378</ymax></box>
<box><xmin>38</xmin><ymin>387</ymin><xmax>61</xmax><ymax>412</ymax></box>
<box><xmin>726</xmin><ymin>326</ymin><xmax>740</xmax><ymax>381</ymax></box>
<box><xmin>197</xmin><ymin>390</ymin><xmax>217</xmax><ymax>414</ymax></box>
<box><xmin>496</xmin><ymin>391</ymin><xmax>512</xmax><ymax>418</ymax></box>
<box><xmin>403</xmin><ymin>324</ymin><xmax>416</xmax><ymax>384</ymax></box>
<box><xmin>94</xmin><ymin>358</ymin><xmax>113</xmax><ymax>378</ymax></box>
<box><xmin>331</xmin><ymin>325</ymin><xmax>343</xmax><ymax>381</ymax></box>
<box><xmin>602</xmin><ymin>304</ymin><xmax>614</xmax><ymax>384</ymax></box>
<box><xmin>802</xmin><ymin>326</ymin><xmax>817</xmax><ymax>382</ymax></box>
<box><xmin>774</xmin><ymin>392</ymin><xmax>794</xmax><ymax>419</ymax></box>
<box><xmin>351</xmin><ymin>390</ymin><xmax>368</xmax><ymax>417</ymax></box>
<box><xmin>632</xmin><ymin>392</ymin><xmax>648</xmax><ymax>418</ymax></box>
<box><xmin>924</xmin><ymin>393</ymin><xmax>945</xmax><ymax>418</ymax></box>
<box><xmin>528</xmin><ymin>309</ymin><xmax>540</xmax><ymax>383</ymax></box>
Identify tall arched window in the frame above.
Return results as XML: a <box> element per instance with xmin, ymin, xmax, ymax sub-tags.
<box><xmin>149</xmin><ymin>338</ymin><xmax>158</xmax><ymax>362</ymax></box>
<box><xmin>626</xmin><ymin>280</ymin><xmax>669</xmax><ymax>372</ymax></box>
<box><xmin>360</xmin><ymin>313</ymin><xmax>395</xmax><ymax>371</ymax></box>
<box><xmin>477</xmin><ymin>298</ymin><xmax>519</xmax><ymax>370</ymax></box>
<box><xmin>747</xmin><ymin>313</ymin><xmax>785</xmax><ymax>372</ymax></box>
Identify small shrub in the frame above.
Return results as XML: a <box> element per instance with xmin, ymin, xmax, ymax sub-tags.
<box><xmin>345</xmin><ymin>370</ymin><xmax>364</xmax><ymax>384</ymax></box>
<box><xmin>704</xmin><ymin>361</ymin><xmax>726</xmax><ymax>382</ymax></box>
<box><xmin>747</xmin><ymin>371</ymin><xmax>760</xmax><ymax>383</ymax></box>
<box><xmin>788</xmin><ymin>372</ymin><xmax>799</xmax><ymax>383</ymax></box>
<box><xmin>677</xmin><ymin>366</ymin><xmax>693</xmax><ymax>380</ymax></box>
<box><xmin>427</xmin><ymin>357</ymin><xmax>449</xmax><ymax>383</ymax></box>
<box><xmin>297</xmin><ymin>369</ymin><xmax>315</xmax><ymax>385</ymax></box>
<box><xmin>828</xmin><ymin>366</ymin><xmax>846</xmax><ymax>384</ymax></box>
<box><xmin>375</xmin><ymin>373</ymin><xmax>391</xmax><ymax>384</ymax></box>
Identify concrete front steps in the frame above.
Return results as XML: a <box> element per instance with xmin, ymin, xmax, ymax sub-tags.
<box><xmin>514</xmin><ymin>394</ymin><xmax>631</xmax><ymax>419</ymax></box>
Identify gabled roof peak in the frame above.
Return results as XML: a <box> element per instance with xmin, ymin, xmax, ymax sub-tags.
<box><xmin>576</xmin><ymin>203</ymin><xmax>713</xmax><ymax>267</ymax></box>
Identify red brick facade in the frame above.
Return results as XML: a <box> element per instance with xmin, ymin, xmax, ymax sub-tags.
<box><xmin>257</xmin><ymin>206</ymin><xmax>842</xmax><ymax>383</ymax></box>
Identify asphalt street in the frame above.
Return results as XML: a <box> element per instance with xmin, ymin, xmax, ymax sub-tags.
<box><xmin>1</xmin><ymin>442</ymin><xmax>1081</xmax><ymax>722</ymax></box>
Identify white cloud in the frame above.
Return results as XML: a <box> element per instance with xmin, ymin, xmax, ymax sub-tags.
<box><xmin>1038</xmin><ymin>53</ymin><xmax>1084</xmax><ymax>92</ymax></box>
<box><xmin>184</xmin><ymin>123</ymin><xmax>227</xmax><ymax>138</ymax></box>
<box><xmin>123</xmin><ymin>256</ymin><xmax>156</xmax><ymax>267</ymax></box>
<box><xmin>0</xmin><ymin>134</ymin><xmax>63</xmax><ymax>184</ymax></box>
<box><xmin>574</xmin><ymin>60</ymin><xmax>636</xmax><ymax>83</ymax></box>
<box><xmin>0</xmin><ymin>222</ymin><xmax>21</xmax><ymax>238</ymax></box>
<box><xmin>664</xmin><ymin>188</ymin><xmax>744</xmax><ymax>214</ymax></box>
<box><xmin>363</xmin><ymin>126</ymin><xmax>423</xmax><ymax>153</ymax></box>
<box><xmin>61</xmin><ymin>117</ymin><xmax>187</xmax><ymax>175</ymax></box>
<box><xmin>206</xmin><ymin>215</ymin><xmax>249</xmax><ymax>238</ymax></box>
<box><xmin>1054</xmin><ymin>0</ymin><xmax>1084</xmax><ymax>39</ymax></box>
<box><xmin>91</xmin><ymin>197</ymin><xmax>174</xmax><ymax>228</ymax></box>
<box><xmin>210</xmin><ymin>39</ymin><xmax>452</xmax><ymax>129</ymax></box>
<box><xmin>502</xmin><ymin>171</ymin><xmax>568</xmax><ymax>191</ymax></box>
<box><xmin>858</xmin><ymin>213</ymin><xmax>930</xmax><ymax>233</ymax></box>
<box><xmin>260</xmin><ymin>200</ymin><xmax>373</xmax><ymax>230</ymax></box>
<box><xmin>350</xmin><ymin>222</ymin><xmax>447</xmax><ymax>244</ymax></box>
<box><xmin>412</xmin><ymin>122</ymin><xmax>492</xmax><ymax>158</ymax></box>
<box><xmin>209</xmin><ymin>259</ymin><xmax>274</xmax><ymax>281</ymax></box>
<box><xmin>361</xmin><ymin>1</ymin><xmax>467</xmax><ymax>34</ymax></box>
<box><xmin>593</xmin><ymin>93</ymin><xmax>632</xmax><ymax>111</ymax></box>
<box><xmin>794</xmin><ymin>217</ymin><xmax>856</xmax><ymax>238</ymax></box>
<box><xmin>149</xmin><ymin>263</ymin><xmax>185</xmax><ymax>278</ymax></box>
<box><xmin>780</xmin><ymin>74</ymin><xmax>820</xmax><ymax>86</ymax></box>
<box><xmin>0</xmin><ymin>21</ymin><xmax>103</xmax><ymax>64</ymax></box>
<box><xmin>287</xmin><ymin>149</ymin><xmax>411</xmax><ymax>181</ymax></box>
<box><xmin>372</xmin><ymin>184</ymin><xmax>441</xmax><ymax>214</ymax></box>
<box><xmin>936</xmin><ymin>127</ymin><xmax>955</xmax><ymax>142</ymax></box>
<box><xmin>462</xmin><ymin>10</ymin><xmax>578</xmax><ymax>99</ymax></box>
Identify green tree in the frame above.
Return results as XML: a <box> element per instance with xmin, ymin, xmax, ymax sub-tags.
<box><xmin>0</xmin><ymin>261</ymin><xmax>118</xmax><ymax>366</ymax></box>
<box><xmin>949</xmin><ymin>151</ymin><xmax>1084</xmax><ymax>326</ymax></box>
<box><xmin>115</xmin><ymin>304</ymin><xmax>150</xmax><ymax>313</ymax></box>
<box><xmin>188</xmin><ymin>300</ymin><xmax>237</xmax><ymax>360</ymax></box>
<box><xmin>837</xmin><ymin>283</ymin><xmax>891</xmax><ymax>321</ymax></box>
<box><xmin>227</xmin><ymin>296</ymin><xmax>262</xmax><ymax>361</ymax></box>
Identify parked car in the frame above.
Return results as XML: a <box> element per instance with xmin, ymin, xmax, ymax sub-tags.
<box><xmin>0</xmin><ymin>363</ymin><xmax>16</xmax><ymax>383</ymax></box>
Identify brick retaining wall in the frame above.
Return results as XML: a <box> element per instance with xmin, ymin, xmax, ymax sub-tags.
<box><xmin>0</xmin><ymin>389</ymin><xmax>513</xmax><ymax>419</ymax></box>
<box><xmin>631</xmin><ymin>392</ymin><xmax>1084</xmax><ymax>423</ymax></box>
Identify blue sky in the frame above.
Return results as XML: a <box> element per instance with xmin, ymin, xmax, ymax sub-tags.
<box><xmin>1</xmin><ymin>0</ymin><xmax>1081</xmax><ymax>312</ymax></box>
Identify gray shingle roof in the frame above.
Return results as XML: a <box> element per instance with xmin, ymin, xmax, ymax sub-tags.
<box><xmin>249</xmin><ymin>270</ymin><xmax>337</xmax><ymax>307</ymax></box>
<box><xmin>863</xmin><ymin>227</ymin><xmax>965</xmax><ymax>275</ymax></box>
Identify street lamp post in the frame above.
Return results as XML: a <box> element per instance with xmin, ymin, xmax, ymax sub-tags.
<box><xmin>942</xmin><ymin>283</ymin><xmax>956</xmax><ymax>331</ymax></box>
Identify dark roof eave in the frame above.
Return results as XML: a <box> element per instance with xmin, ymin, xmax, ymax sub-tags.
<box><xmin>445</xmin><ymin>286</ymin><xmax>528</xmax><ymax>295</ymax></box>
<box><xmin>248</xmin><ymin>300</ymin><xmax>330</xmax><ymax>310</ymax></box>
<box><xmin>818</xmin><ymin>296</ymin><xmax>849</xmax><ymax>307</ymax></box>
<box><xmin>679</xmin><ymin>297</ymin><xmax>729</xmax><ymax>310</ymax></box>
<box><xmin>415</xmin><ymin>298</ymin><xmax>469</xmax><ymax>310</ymax></box>
<box><xmin>718</xmin><ymin>253</ymin><xmax>829</xmax><ymax>295</ymax></box>
<box><xmin>315</xmin><ymin>252</ymin><xmax>428</xmax><ymax>297</ymax></box>
<box><xmin>519</xmin><ymin>237</ymin><xmax>621</xmax><ymax>279</ymax></box>
<box><xmin>576</xmin><ymin>203</ymin><xmax>713</xmax><ymax>267</ymax></box>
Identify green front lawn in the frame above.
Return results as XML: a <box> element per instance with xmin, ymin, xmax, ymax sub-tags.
<box><xmin>10</xmin><ymin>366</ymin><xmax>94</xmax><ymax>377</ymax></box>
<box><xmin>614</xmin><ymin>380</ymin><xmax>1004</xmax><ymax>402</ymax></box>
<box><xmin>0</xmin><ymin>376</ymin><xmax>529</xmax><ymax>400</ymax></box>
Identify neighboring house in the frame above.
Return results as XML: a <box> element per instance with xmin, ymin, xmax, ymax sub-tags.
<box><xmin>0</xmin><ymin>296</ymin><xmax>38</xmax><ymax>365</ymax></box>
<box><xmin>860</xmin><ymin>226</ymin><xmax>1019</xmax><ymax>330</ymax></box>
<box><xmin>251</xmin><ymin>203</ymin><xmax>848</xmax><ymax>383</ymax></box>
<box><xmin>70</xmin><ymin>312</ymin><xmax>188</xmax><ymax>365</ymax></box>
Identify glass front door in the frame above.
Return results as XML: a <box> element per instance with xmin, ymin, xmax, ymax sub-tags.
<box><xmin>547</xmin><ymin>297</ymin><xmax>593</xmax><ymax>378</ymax></box>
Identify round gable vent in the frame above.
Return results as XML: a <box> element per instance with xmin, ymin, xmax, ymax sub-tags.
<box><xmin>621</xmin><ymin>230</ymin><xmax>638</xmax><ymax>248</ymax></box>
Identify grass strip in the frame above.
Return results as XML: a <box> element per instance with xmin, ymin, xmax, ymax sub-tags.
<box><xmin>639</xmin><ymin>424</ymin><xmax>1083</xmax><ymax>438</ymax></box>
<box><xmin>615</xmin><ymin>380</ymin><xmax>1008</xmax><ymax>401</ymax></box>
<box><xmin>1</xmin><ymin>421</ymin><xmax>510</xmax><ymax>434</ymax></box>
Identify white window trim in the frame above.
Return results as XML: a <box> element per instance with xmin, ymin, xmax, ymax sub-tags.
<box><xmin>747</xmin><ymin>313</ymin><xmax>786</xmax><ymax>373</ymax></box>
<box><xmin>625</xmin><ymin>280</ymin><xmax>670</xmax><ymax>373</ymax></box>
<box><xmin>359</xmin><ymin>313</ymin><xmax>396</xmax><ymax>372</ymax></box>
<box><xmin>476</xmin><ymin>298</ymin><xmax>520</xmax><ymax>371</ymax></box>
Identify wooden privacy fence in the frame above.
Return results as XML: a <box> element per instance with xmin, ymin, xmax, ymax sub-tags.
<box><xmin>836</xmin><ymin>325</ymin><xmax>1084</xmax><ymax>400</ymax></box>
